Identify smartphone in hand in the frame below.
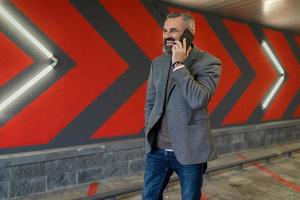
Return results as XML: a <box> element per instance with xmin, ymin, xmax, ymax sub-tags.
<box><xmin>180</xmin><ymin>29</ymin><xmax>194</xmax><ymax>51</ymax></box>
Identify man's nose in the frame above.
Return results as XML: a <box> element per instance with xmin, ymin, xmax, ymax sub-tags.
<box><xmin>164</xmin><ymin>30</ymin><xmax>172</xmax><ymax>38</ymax></box>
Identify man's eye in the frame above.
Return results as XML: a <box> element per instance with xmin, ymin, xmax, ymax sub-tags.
<box><xmin>162</xmin><ymin>29</ymin><xmax>178</xmax><ymax>34</ymax></box>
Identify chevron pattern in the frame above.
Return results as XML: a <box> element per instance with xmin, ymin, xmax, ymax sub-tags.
<box><xmin>0</xmin><ymin>0</ymin><xmax>299</xmax><ymax>153</ymax></box>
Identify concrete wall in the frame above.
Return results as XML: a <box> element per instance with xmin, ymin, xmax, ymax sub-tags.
<box><xmin>1</xmin><ymin>1</ymin><xmax>300</xmax><ymax>199</ymax></box>
<box><xmin>1</xmin><ymin>119</ymin><xmax>299</xmax><ymax>199</ymax></box>
<box><xmin>1</xmin><ymin>0</ymin><xmax>300</xmax><ymax>155</ymax></box>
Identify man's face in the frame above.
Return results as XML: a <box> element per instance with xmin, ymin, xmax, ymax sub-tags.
<box><xmin>162</xmin><ymin>16</ymin><xmax>185</xmax><ymax>54</ymax></box>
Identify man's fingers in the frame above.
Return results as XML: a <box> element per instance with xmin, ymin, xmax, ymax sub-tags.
<box><xmin>172</xmin><ymin>44</ymin><xmax>177</xmax><ymax>50</ymax></box>
<box><xmin>174</xmin><ymin>40</ymin><xmax>183</xmax><ymax>49</ymax></box>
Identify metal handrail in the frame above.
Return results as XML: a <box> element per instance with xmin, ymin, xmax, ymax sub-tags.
<box><xmin>74</xmin><ymin>147</ymin><xmax>300</xmax><ymax>200</ymax></box>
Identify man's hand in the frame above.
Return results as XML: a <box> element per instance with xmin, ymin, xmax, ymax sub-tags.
<box><xmin>172</xmin><ymin>38</ymin><xmax>192</xmax><ymax>65</ymax></box>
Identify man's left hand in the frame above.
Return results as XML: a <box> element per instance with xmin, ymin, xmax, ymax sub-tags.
<box><xmin>172</xmin><ymin>38</ymin><xmax>192</xmax><ymax>64</ymax></box>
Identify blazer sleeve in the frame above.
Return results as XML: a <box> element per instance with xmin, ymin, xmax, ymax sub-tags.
<box><xmin>170</xmin><ymin>53</ymin><xmax>221</xmax><ymax>109</ymax></box>
<box><xmin>145</xmin><ymin>60</ymin><xmax>156</xmax><ymax>127</ymax></box>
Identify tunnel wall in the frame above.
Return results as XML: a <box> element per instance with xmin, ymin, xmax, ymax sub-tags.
<box><xmin>0</xmin><ymin>0</ymin><xmax>299</xmax><ymax>153</ymax></box>
<box><xmin>0</xmin><ymin>0</ymin><xmax>299</xmax><ymax>198</ymax></box>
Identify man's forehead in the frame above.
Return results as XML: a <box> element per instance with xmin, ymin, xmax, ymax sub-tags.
<box><xmin>163</xmin><ymin>17</ymin><xmax>185</xmax><ymax>29</ymax></box>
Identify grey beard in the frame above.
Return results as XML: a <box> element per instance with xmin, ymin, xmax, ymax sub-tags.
<box><xmin>163</xmin><ymin>44</ymin><xmax>172</xmax><ymax>55</ymax></box>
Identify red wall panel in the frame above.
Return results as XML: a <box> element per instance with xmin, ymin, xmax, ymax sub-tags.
<box><xmin>0</xmin><ymin>32</ymin><xmax>33</xmax><ymax>86</ymax></box>
<box><xmin>0</xmin><ymin>0</ymin><xmax>299</xmax><ymax>152</ymax></box>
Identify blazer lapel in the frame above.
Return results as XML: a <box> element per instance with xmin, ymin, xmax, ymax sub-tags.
<box><xmin>159</xmin><ymin>55</ymin><xmax>172</xmax><ymax>104</ymax></box>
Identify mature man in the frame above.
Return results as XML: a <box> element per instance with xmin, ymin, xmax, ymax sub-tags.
<box><xmin>143</xmin><ymin>12</ymin><xmax>221</xmax><ymax>200</ymax></box>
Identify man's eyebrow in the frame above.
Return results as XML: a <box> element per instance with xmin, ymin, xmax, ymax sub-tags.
<box><xmin>162</xmin><ymin>27</ymin><xmax>178</xmax><ymax>31</ymax></box>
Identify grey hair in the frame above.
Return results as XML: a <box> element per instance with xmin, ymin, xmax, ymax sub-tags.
<box><xmin>165</xmin><ymin>12</ymin><xmax>195</xmax><ymax>33</ymax></box>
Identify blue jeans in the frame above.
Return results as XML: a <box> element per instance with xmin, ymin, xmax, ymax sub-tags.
<box><xmin>142</xmin><ymin>148</ymin><xmax>207</xmax><ymax>200</ymax></box>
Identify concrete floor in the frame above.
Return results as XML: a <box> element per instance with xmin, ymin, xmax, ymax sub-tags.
<box><xmin>21</xmin><ymin>141</ymin><xmax>300</xmax><ymax>200</ymax></box>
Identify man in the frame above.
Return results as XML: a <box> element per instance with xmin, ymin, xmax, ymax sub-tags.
<box><xmin>143</xmin><ymin>12</ymin><xmax>221</xmax><ymax>200</ymax></box>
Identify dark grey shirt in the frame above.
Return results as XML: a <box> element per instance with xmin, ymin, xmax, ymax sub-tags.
<box><xmin>157</xmin><ymin>65</ymin><xmax>174</xmax><ymax>149</ymax></box>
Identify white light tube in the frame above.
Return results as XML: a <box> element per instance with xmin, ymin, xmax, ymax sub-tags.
<box><xmin>261</xmin><ymin>40</ymin><xmax>285</xmax><ymax>109</ymax></box>
<box><xmin>0</xmin><ymin>6</ymin><xmax>53</xmax><ymax>58</ymax></box>
<box><xmin>262</xmin><ymin>76</ymin><xmax>284</xmax><ymax>109</ymax></box>
<box><xmin>262</xmin><ymin>41</ymin><xmax>284</xmax><ymax>75</ymax></box>
<box><xmin>0</xmin><ymin>4</ymin><xmax>58</xmax><ymax>112</ymax></box>
<box><xmin>0</xmin><ymin>64</ymin><xmax>55</xmax><ymax>112</ymax></box>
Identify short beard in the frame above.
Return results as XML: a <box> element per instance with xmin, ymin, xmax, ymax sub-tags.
<box><xmin>162</xmin><ymin>38</ymin><xmax>175</xmax><ymax>55</ymax></box>
<box><xmin>163</xmin><ymin>45</ymin><xmax>172</xmax><ymax>55</ymax></box>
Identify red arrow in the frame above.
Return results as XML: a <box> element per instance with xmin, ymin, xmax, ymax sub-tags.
<box><xmin>262</xmin><ymin>29</ymin><xmax>300</xmax><ymax>121</ymax></box>
<box><xmin>222</xmin><ymin>20</ymin><xmax>277</xmax><ymax>124</ymax></box>
<box><xmin>193</xmin><ymin>14</ymin><xmax>241</xmax><ymax>114</ymax></box>
<box><xmin>293</xmin><ymin>35</ymin><xmax>300</xmax><ymax>118</ymax></box>
<box><xmin>0</xmin><ymin>0</ymin><xmax>127</xmax><ymax>148</ymax></box>
<box><xmin>91</xmin><ymin>0</ymin><xmax>162</xmax><ymax>138</ymax></box>
<box><xmin>294</xmin><ymin>106</ymin><xmax>300</xmax><ymax>117</ymax></box>
<box><xmin>295</xmin><ymin>35</ymin><xmax>300</xmax><ymax>47</ymax></box>
<box><xmin>92</xmin><ymin>82</ymin><xmax>147</xmax><ymax>138</ymax></box>
<box><xmin>100</xmin><ymin>0</ymin><xmax>162</xmax><ymax>59</ymax></box>
<box><xmin>168</xmin><ymin>7</ymin><xmax>241</xmax><ymax>114</ymax></box>
<box><xmin>0</xmin><ymin>32</ymin><xmax>33</xmax><ymax>86</ymax></box>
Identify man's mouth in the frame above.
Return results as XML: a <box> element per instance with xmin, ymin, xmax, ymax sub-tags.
<box><xmin>164</xmin><ymin>39</ymin><xmax>175</xmax><ymax>46</ymax></box>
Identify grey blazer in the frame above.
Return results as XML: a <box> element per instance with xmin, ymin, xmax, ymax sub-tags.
<box><xmin>144</xmin><ymin>47</ymin><xmax>221</xmax><ymax>165</ymax></box>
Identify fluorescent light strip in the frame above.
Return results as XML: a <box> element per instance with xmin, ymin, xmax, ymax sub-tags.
<box><xmin>0</xmin><ymin>65</ymin><xmax>55</xmax><ymax>112</ymax></box>
<box><xmin>0</xmin><ymin>6</ymin><xmax>53</xmax><ymax>58</ymax></box>
<box><xmin>262</xmin><ymin>41</ymin><xmax>284</xmax><ymax>75</ymax></box>
<box><xmin>0</xmin><ymin>4</ymin><xmax>58</xmax><ymax>112</ymax></box>
<box><xmin>262</xmin><ymin>76</ymin><xmax>284</xmax><ymax>109</ymax></box>
<box><xmin>261</xmin><ymin>40</ymin><xmax>285</xmax><ymax>109</ymax></box>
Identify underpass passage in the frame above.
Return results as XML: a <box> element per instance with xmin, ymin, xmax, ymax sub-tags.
<box><xmin>20</xmin><ymin>141</ymin><xmax>300</xmax><ymax>200</ymax></box>
<box><xmin>149</xmin><ymin>151</ymin><xmax>300</xmax><ymax>200</ymax></box>
<box><xmin>118</xmin><ymin>143</ymin><xmax>300</xmax><ymax>200</ymax></box>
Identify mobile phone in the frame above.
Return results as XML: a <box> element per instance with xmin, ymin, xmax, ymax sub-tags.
<box><xmin>180</xmin><ymin>29</ymin><xmax>194</xmax><ymax>51</ymax></box>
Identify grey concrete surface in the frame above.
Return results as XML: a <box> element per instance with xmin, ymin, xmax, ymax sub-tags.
<box><xmin>1</xmin><ymin>120</ymin><xmax>299</xmax><ymax>199</ymax></box>
<box><xmin>15</xmin><ymin>141</ymin><xmax>300</xmax><ymax>200</ymax></box>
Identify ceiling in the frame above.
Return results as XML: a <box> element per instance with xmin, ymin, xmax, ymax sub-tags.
<box><xmin>162</xmin><ymin>0</ymin><xmax>300</xmax><ymax>34</ymax></box>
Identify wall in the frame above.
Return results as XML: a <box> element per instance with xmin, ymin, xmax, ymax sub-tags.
<box><xmin>0</xmin><ymin>0</ymin><xmax>300</xmax><ymax>198</ymax></box>
<box><xmin>0</xmin><ymin>0</ymin><xmax>299</xmax><ymax>154</ymax></box>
